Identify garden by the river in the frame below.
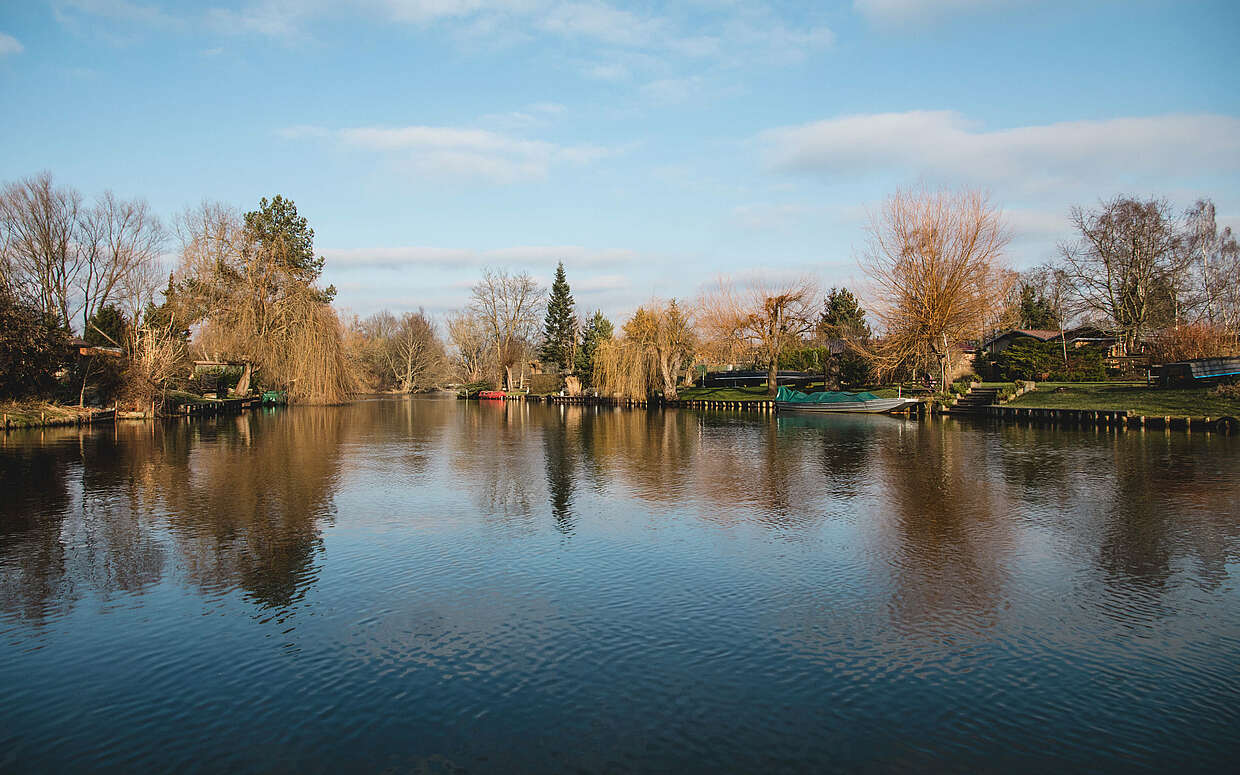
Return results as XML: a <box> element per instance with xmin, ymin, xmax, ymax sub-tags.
<box><xmin>2</xmin><ymin>397</ymin><xmax>1238</xmax><ymax>773</ymax></box>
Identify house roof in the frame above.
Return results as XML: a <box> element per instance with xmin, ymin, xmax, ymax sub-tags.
<box><xmin>981</xmin><ymin>328</ymin><xmax>1063</xmax><ymax>348</ymax></box>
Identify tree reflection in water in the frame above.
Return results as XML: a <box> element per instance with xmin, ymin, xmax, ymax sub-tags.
<box><xmin>3</xmin><ymin>400</ymin><xmax>1239</xmax><ymax>634</ymax></box>
<box><xmin>0</xmin><ymin>407</ymin><xmax>351</xmax><ymax>619</ymax></box>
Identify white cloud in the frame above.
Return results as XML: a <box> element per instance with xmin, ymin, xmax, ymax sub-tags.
<box><xmin>761</xmin><ymin>111</ymin><xmax>1240</xmax><ymax>193</ymax></box>
<box><xmin>0</xmin><ymin>32</ymin><xmax>22</xmax><ymax>56</ymax></box>
<box><xmin>285</xmin><ymin>122</ymin><xmax>616</xmax><ymax>183</ymax></box>
<box><xmin>62</xmin><ymin>0</ymin><xmax>832</xmax><ymax>74</ymax></box>
<box><xmin>853</xmin><ymin>0</ymin><xmax>1022</xmax><ymax>26</ymax></box>
<box><xmin>536</xmin><ymin>1</ymin><xmax>666</xmax><ymax>47</ymax></box>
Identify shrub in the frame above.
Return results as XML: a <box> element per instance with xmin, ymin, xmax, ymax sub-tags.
<box><xmin>1049</xmin><ymin>347</ymin><xmax>1106</xmax><ymax>381</ymax></box>
<box><xmin>1149</xmin><ymin>323</ymin><xmax>1239</xmax><ymax>363</ymax></box>
<box><xmin>0</xmin><ymin>290</ymin><xmax>69</xmax><ymax>400</ymax></box>
<box><xmin>994</xmin><ymin>339</ymin><xmax>1058</xmax><ymax>380</ymax></box>
<box><xmin>996</xmin><ymin>338</ymin><xmax>1107</xmax><ymax>382</ymax></box>
<box><xmin>1211</xmin><ymin>381</ymin><xmax>1240</xmax><ymax>400</ymax></box>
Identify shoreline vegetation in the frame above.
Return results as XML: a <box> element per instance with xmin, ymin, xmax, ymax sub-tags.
<box><xmin>3</xmin><ymin>179</ymin><xmax>1238</xmax><ymax>431</ymax></box>
<box><xmin>4</xmin><ymin>379</ymin><xmax>1236</xmax><ymax>433</ymax></box>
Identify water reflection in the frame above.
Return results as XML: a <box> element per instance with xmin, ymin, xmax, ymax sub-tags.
<box><xmin>542</xmin><ymin>405</ymin><xmax>578</xmax><ymax>534</ymax></box>
<box><xmin>2</xmin><ymin>399</ymin><xmax>1240</xmax><ymax>772</ymax></box>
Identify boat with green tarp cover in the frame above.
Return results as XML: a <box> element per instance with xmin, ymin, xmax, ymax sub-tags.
<box><xmin>775</xmin><ymin>386</ymin><xmax>918</xmax><ymax>414</ymax></box>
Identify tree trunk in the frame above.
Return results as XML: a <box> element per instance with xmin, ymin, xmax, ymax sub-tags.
<box><xmin>234</xmin><ymin>362</ymin><xmax>252</xmax><ymax>395</ymax></box>
<box><xmin>767</xmin><ymin>357</ymin><xmax>778</xmax><ymax>397</ymax></box>
<box><xmin>79</xmin><ymin>357</ymin><xmax>92</xmax><ymax>408</ymax></box>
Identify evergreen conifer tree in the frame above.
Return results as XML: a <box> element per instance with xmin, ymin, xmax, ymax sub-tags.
<box><xmin>575</xmin><ymin>309</ymin><xmax>614</xmax><ymax>385</ymax></box>
<box><xmin>539</xmin><ymin>262</ymin><xmax>576</xmax><ymax>371</ymax></box>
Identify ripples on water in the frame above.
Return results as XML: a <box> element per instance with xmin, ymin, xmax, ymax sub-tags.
<box><xmin>1</xmin><ymin>397</ymin><xmax>1238</xmax><ymax>772</ymax></box>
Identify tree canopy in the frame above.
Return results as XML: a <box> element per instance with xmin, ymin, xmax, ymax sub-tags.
<box><xmin>575</xmin><ymin>309</ymin><xmax>613</xmax><ymax>385</ymax></box>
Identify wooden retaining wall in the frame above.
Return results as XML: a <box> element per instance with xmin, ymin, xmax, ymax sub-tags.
<box><xmin>984</xmin><ymin>405</ymin><xmax>1238</xmax><ymax>434</ymax></box>
<box><xmin>174</xmin><ymin>397</ymin><xmax>261</xmax><ymax>417</ymax></box>
<box><xmin>472</xmin><ymin>393</ymin><xmax>931</xmax><ymax>415</ymax></box>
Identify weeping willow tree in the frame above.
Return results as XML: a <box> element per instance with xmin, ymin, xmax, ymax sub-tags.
<box><xmin>176</xmin><ymin>198</ymin><xmax>358</xmax><ymax>403</ymax></box>
<box><xmin>593</xmin><ymin>299</ymin><xmax>695</xmax><ymax>399</ymax></box>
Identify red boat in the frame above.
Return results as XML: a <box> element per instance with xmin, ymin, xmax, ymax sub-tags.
<box><xmin>477</xmin><ymin>390</ymin><xmax>507</xmax><ymax>400</ymax></box>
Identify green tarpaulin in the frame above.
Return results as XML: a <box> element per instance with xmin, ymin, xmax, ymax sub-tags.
<box><xmin>776</xmin><ymin>386</ymin><xmax>880</xmax><ymax>403</ymax></box>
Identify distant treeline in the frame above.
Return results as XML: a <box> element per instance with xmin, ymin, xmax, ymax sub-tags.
<box><xmin>3</xmin><ymin>173</ymin><xmax>1237</xmax><ymax>407</ymax></box>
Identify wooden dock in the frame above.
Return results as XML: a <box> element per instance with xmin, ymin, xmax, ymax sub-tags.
<box><xmin>983</xmin><ymin>405</ymin><xmax>1237</xmax><ymax>434</ymax></box>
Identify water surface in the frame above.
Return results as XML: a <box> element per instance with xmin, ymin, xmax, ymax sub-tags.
<box><xmin>2</xmin><ymin>398</ymin><xmax>1239</xmax><ymax>772</ymax></box>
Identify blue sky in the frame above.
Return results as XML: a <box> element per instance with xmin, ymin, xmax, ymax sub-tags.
<box><xmin>2</xmin><ymin>0</ymin><xmax>1238</xmax><ymax>320</ymax></box>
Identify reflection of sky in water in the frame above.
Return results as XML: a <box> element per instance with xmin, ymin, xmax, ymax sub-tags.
<box><xmin>1</xmin><ymin>399</ymin><xmax>1239</xmax><ymax>772</ymax></box>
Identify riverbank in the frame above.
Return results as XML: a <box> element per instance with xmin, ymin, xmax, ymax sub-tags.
<box><xmin>1004</xmin><ymin>381</ymin><xmax>1240</xmax><ymax>416</ymax></box>
<box><xmin>2</xmin><ymin>390</ymin><xmax>275</xmax><ymax>430</ymax></box>
<box><xmin>1</xmin><ymin>401</ymin><xmax>115</xmax><ymax>429</ymax></box>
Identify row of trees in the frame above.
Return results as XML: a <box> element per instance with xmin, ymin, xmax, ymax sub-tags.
<box><xmin>1024</xmin><ymin>197</ymin><xmax>1239</xmax><ymax>354</ymax></box>
<box><xmin>1</xmin><ymin>172</ymin><xmax>166</xmax><ymax>335</ymax></box>
<box><xmin>1</xmin><ymin>172</ymin><xmax>362</xmax><ymax>405</ymax></box>
<box><xmin>491</xmin><ymin>188</ymin><xmax>1238</xmax><ymax>399</ymax></box>
<box><xmin>5</xmin><ymin>171</ymin><xmax>1236</xmax><ymax>406</ymax></box>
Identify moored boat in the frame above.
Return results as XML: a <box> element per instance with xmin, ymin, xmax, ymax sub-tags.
<box><xmin>775</xmin><ymin>386</ymin><xmax>917</xmax><ymax>414</ymax></box>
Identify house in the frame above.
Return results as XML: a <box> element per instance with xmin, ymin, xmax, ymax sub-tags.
<box><xmin>981</xmin><ymin>326</ymin><xmax>1120</xmax><ymax>357</ymax></box>
<box><xmin>980</xmin><ymin>329</ymin><xmax>1065</xmax><ymax>356</ymax></box>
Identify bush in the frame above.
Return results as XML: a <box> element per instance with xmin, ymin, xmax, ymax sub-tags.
<box><xmin>1211</xmin><ymin>381</ymin><xmax>1240</xmax><ymax>400</ymax></box>
<box><xmin>996</xmin><ymin>339</ymin><xmax>1107</xmax><ymax>382</ymax></box>
<box><xmin>1149</xmin><ymin>323</ymin><xmax>1239</xmax><ymax>362</ymax></box>
<box><xmin>0</xmin><ymin>290</ymin><xmax>69</xmax><ymax>400</ymax></box>
<box><xmin>1048</xmin><ymin>347</ymin><xmax>1106</xmax><ymax>381</ymax></box>
<box><xmin>994</xmin><ymin>339</ymin><xmax>1058</xmax><ymax>380</ymax></box>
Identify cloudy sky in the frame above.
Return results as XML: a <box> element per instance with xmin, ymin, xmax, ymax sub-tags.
<box><xmin>2</xmin><ymin>0</ymin><xmax>1237</xmax><ymax>319</ymax></box>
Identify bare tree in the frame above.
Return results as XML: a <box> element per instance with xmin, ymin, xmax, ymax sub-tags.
<box><xmin>469</xmin><ymin>268</ymin><xmax>543</xmax><ymax>390</ymax></box>
<box><xmin>1059</xmin><ymin>196</ymin><xmax>1194</xmax><ymax>353</ymax></box>
<box><xmin>1185</xmin><ymin>199</ymin><xmax>1240</xmax><ymax>333</ymax></box>
<box><xmin>383</xmin><ymin>310</ymin><xmax>445</xmax><ymax>392</ymax></box>
<box><xmin>1025</xmin><ymin>262</ymin><xmax>1078</xmax><ymax>365</ymax></box>
<box><xmin>446</xmin><ymin>309</ymin><xmax>493</xmax><ymax>384</ymax></box>
<box><xmin>78</xmin><ymin>191</ymin><xmax>166</xmax><ymax>331</ymax></box>
<box><xmin>699</xmin><ymin>277</ymin><xmax>819</xmax><ymax>396</ymax></box>
<box><xmin>859</xmin><ymin>187</ymin><xmax>1010</xmax><ymax>388</ymax></box>
<box><xmin>0</xmin><ymin>172</ymin><xmax>85</xmax><ymax>326</ymax></box>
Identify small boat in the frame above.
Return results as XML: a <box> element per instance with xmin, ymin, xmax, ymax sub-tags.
<box><xmin>775</xmin><ymin>386</ymin><xmax>918</xmax><ymax>414</ymax></box>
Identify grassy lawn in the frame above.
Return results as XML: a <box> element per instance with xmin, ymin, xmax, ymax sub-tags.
<box><xmin>1007</xmin><ymin>382</ymin><xmax>1240</xmax><ymax>417</ymax></box>
<box><xmin>676</xmin><ymin>385</ymin><xmax>774</xmax><ymax>401</ymax></box>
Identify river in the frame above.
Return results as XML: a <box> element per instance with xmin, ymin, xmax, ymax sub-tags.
<box><xmin>2</xmin><ymin>397</ymin><xmax>1238</xmax><ymax>772</ymax></box>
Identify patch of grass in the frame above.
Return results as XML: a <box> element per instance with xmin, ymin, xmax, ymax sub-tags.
<box><xmin>1</xmin><ymin>401</ymin><xmax>98</xmax><ymax>428</ymax></box>
<box><xmin>1007</xmin><ymin>382</ymin><xmax>1240</xmax><ymax>417</ymax></box>
<box><xmin>677</xmin><ymin>385</ymin><xmax>774</xmax><ymax>401</ymax></box>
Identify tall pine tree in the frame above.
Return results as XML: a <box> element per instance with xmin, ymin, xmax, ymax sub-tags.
<box><xmin>539</xmin><ymin>262</ymin><xmax>576</xmax><ymax>371</ymax></box>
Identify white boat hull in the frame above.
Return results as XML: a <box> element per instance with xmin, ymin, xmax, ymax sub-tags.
<box><xmin>776</xmin><ymin>398</ymin><xmax>917</xmax><ymax>414</ymax></box>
